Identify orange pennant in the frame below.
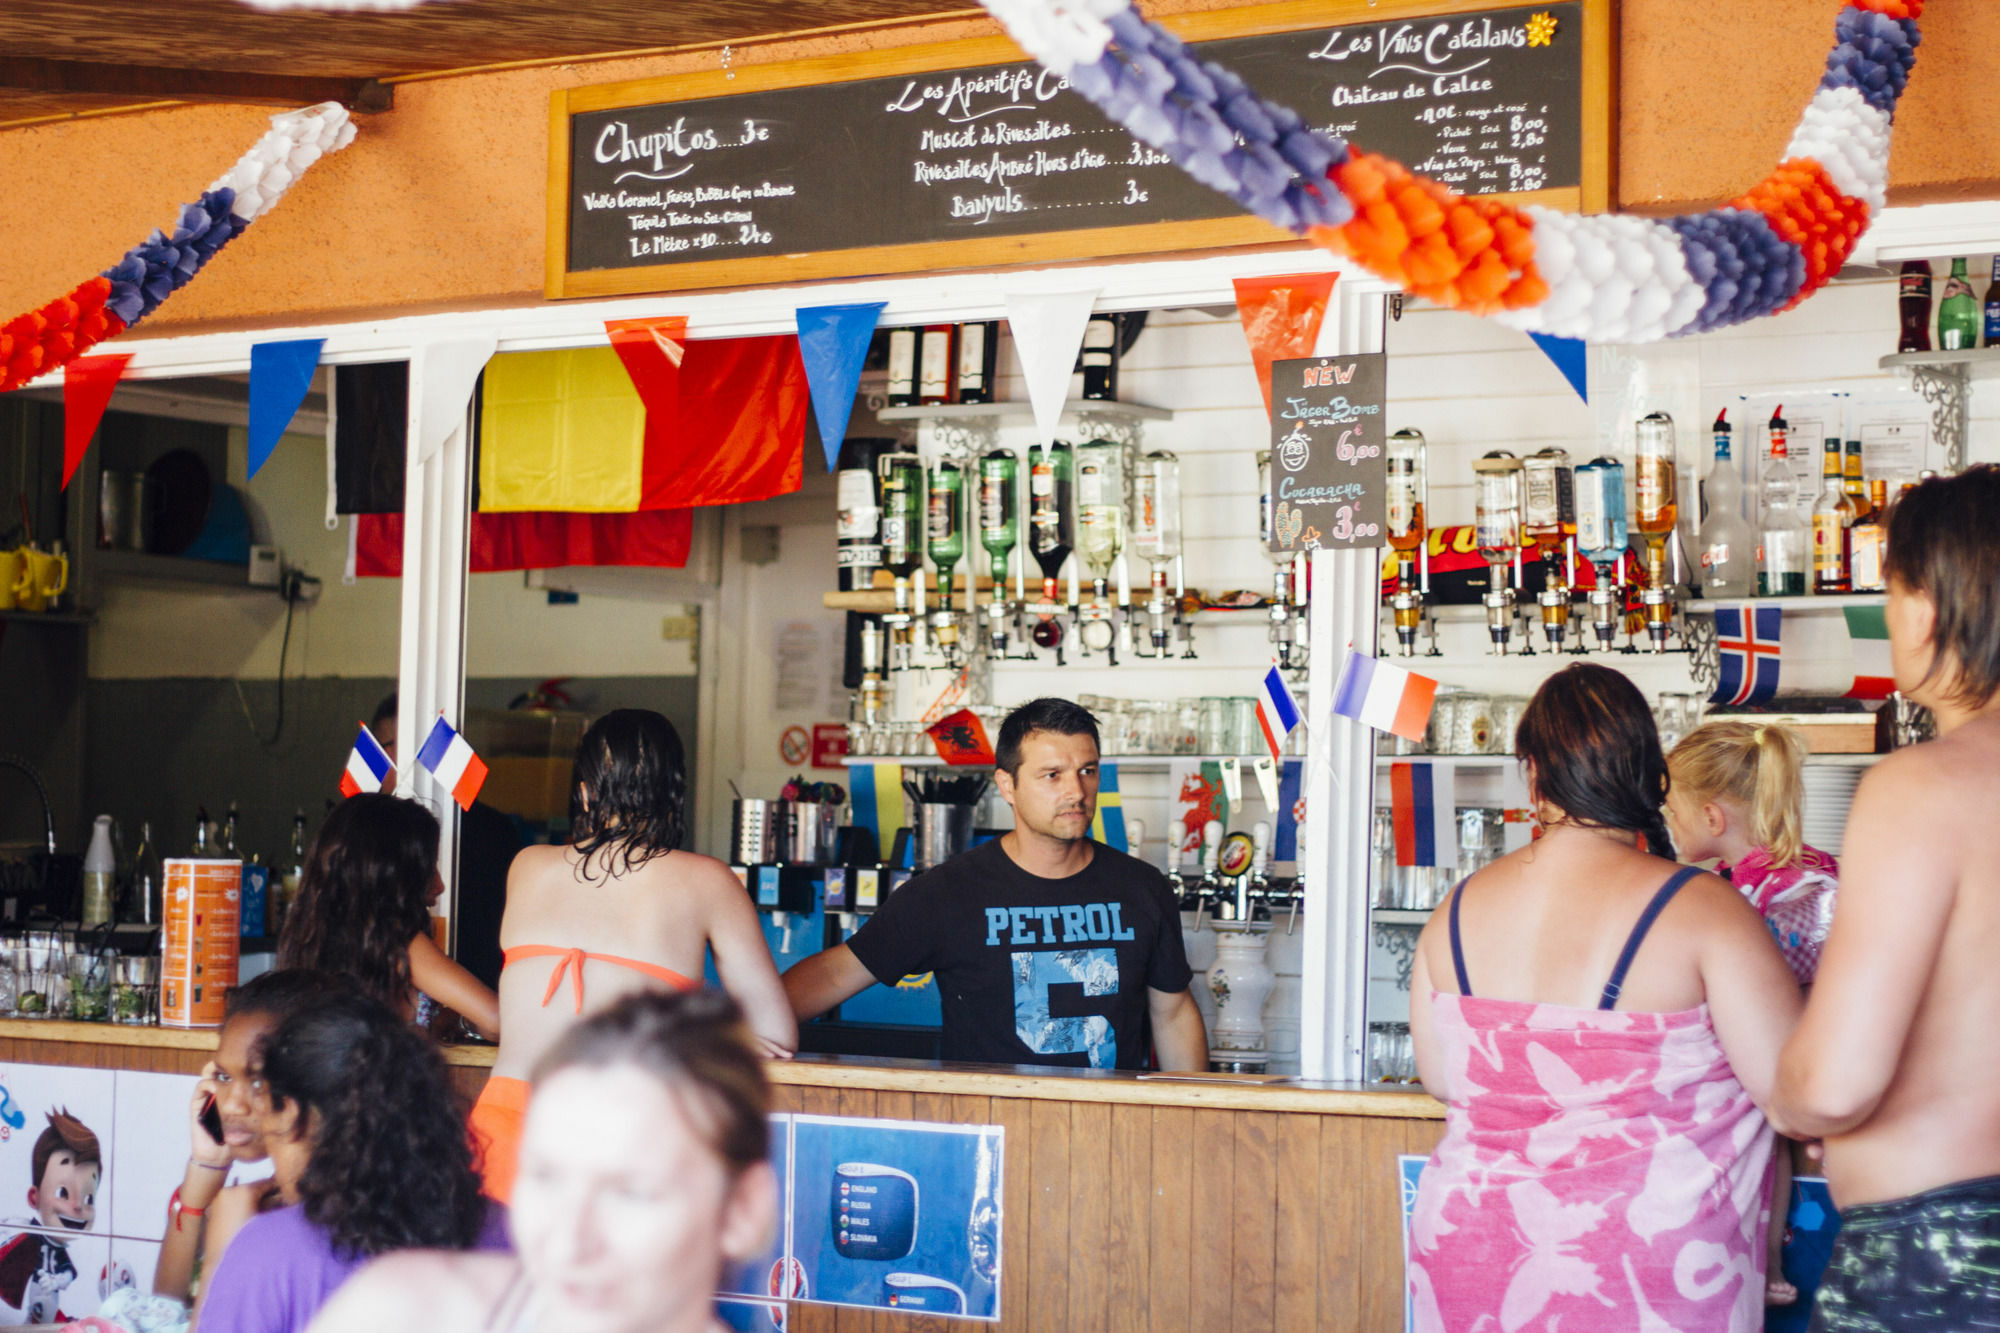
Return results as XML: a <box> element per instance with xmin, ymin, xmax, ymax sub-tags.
<box><xmin>1233</xmin><ymin>273</ymin><xmax>1337</xmax><ymax>417</ymax></box>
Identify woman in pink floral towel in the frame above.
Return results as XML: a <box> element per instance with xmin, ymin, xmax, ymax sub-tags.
<box><xmin>1408</xmin><ymin>665</ymin><xmax>1804</xmax><ymax>1332</ymax></box>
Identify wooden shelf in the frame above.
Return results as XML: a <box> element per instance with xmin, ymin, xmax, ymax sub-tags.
<box><xmin>876</xmin><ymin>399</ymin><xmax>1174</xmax><ymax>423</ymax></box>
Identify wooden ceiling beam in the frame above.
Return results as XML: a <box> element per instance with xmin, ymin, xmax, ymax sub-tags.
<box><xmin>0</xmin><ymin>57</ymin><xmax>391</xmax><ymax>112</ymax></box>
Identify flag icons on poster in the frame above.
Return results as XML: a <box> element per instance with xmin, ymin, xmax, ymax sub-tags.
<box><xmin>1710</xmin><ymin>604</ymin><xmax>1784</xmax><ymax>705</ymax></box>
<box><xmin>339</xmin><ymin>724</ymin><xmax>393</xmax><ymax>798</ymax></box>
<box><xmin>416</xmin><ymin>716</ymin><xmax>489</xmax><ymax>811</ymax></box>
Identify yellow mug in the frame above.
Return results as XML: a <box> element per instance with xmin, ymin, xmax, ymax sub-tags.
<box><xmin>16</xmin><ymin>547</ymin><xmax>66</xmax><ymax>613</ymax></box>
<box><xmin>0</xmin><ymin>548</ymin><xmax>22</xmax><ymax>612</ymax></box>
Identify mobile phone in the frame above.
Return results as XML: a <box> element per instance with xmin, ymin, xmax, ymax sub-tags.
<box><xmin>199</xmin><ymin>1094</ymin><xmax>224</xmax><ymax>1146</ymax></box>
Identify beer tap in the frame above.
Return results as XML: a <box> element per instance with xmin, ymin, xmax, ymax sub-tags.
<box><xmin>1201</xmin><ymin>819</ymin><xmax>1224</xmax><ymax>917</ymax></box>
<box><xmin>1575</xmin><ymin>456</ymin><xmax>1630</xmax><ymax>654</ymax></box>
<box><xmin>1474</xmin><ymin>451</ymin><xmax>1525</xmax><ymax>656</ymax></box>
<box><xmin>1248</xmin><ymin>821</ymin><xmax>1272</xmax><ymax>923</ymax></box>
<box><xmin>1633</xmin><ymin>412</ymin><xmax>1680</xmax><ymax>654</ymax></box>
<box><xmin>1165</xmin><ymin>819</ymin><xmax>1190</xmax><ymax>906</ymax></box>
<box><xmin>1386</xmin><ymin>429</ymin><xmax>1429</xmax><ymax>658</ymax></box>
<box><xmin>1126</xmin><ymin>817</ymin><xmax>1146</xmax><ymax>869</ymax></box>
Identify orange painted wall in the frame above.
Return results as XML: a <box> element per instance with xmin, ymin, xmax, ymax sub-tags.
<box><xmin>2</xmin><ymin>0</ymin><xmax>1996</xmax><ymax>337</ymax></box>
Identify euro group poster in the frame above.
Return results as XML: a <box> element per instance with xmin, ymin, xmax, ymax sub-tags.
<box><xmin>1396</xmin><ymin>1155</ymin><xmax>1842</xmax><ymax>1333</ymax></box>
<box><xmin>788</xmin><ymin>1116</ymin><xmax>1003</xmax><ymax>1321</ymax></box>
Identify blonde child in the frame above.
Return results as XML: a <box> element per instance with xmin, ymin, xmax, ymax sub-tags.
<box><xmin>1668</xmin><ymin>720</ymin><xmax>1838</xmax><ymax>1307</ymax></box>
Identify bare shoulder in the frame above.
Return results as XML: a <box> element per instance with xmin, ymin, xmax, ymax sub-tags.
<box><xmin>311</xmin><ymin>1251</ymin><xmax>512</xmax><ymax>1332</ymax></box>
<box><xmin>662</xmin><ymin>847</ymin><xmax>745</xmax><ymax>897</ymax></box>
<box><xmin>1665</xmin><ymin>867</ymin><xmax>1763</xmax><ymax>930</ymax></box>
<box><xmin>1873</xmin><ymin>720</ymin><xmax>2000</xmax><ymax>801</ymax></box>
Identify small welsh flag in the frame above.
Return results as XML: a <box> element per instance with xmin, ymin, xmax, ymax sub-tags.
<box><xmin>1845</xmin><ymin>604</ymin><xmax>1894</xmax><ymax>701</ymax></box>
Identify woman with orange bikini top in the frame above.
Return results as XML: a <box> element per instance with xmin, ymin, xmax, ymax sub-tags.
<box><xmin>468</xmin><ymin>709</ymin><xmax>796</xmax><ymax>1203</ymax></box>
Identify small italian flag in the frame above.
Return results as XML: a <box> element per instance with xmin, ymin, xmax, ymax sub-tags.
<box><xmin>1845</xmin><ymin>605</ymin><xmax>1894</xmax><ymax>701</ymax></box>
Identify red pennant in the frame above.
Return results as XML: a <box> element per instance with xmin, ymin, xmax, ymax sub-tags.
<box><xmin>926</xmin><ymin>708</ymin><xmax>997</xmax><ymax>766</ymax></box>
<box><xmin>1233</xmin><ymin>273</ymin><xmax>1337</xmax><ymax>418</ymax></box>
<box><xmin>62</xmin><ymin>353</ymin><xmax>133</xmax><ymax>489</ymax></box>
<box><xmin>606</xmin><ymin>315</ymin><xmax>687</xmax><ymax>507</ymax></box>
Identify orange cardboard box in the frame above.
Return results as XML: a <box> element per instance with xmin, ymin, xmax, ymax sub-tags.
<box><xmin>161</xmin><ymin>858</ymin><xmax>242</xmax><ymax>1027</ymax></box>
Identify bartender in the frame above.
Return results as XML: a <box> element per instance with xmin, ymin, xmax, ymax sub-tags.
<box><xmin>782</xmin><ymin>698</ymin><xmax>1207</xmax><ymax>1071</ymax></box>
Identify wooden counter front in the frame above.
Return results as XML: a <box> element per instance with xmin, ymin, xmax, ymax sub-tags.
<box><xmin>0</xmin><ymin>1026</ymin><xmax>1442</xmax><ymax>1331</ymax></box>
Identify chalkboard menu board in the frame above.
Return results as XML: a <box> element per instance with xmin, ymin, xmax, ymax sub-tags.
<box><xmin>549</xmin><ymin>0</ymin><xmax>1607</xmax><ymax>298</ymax></box>
<box><xmin>1267</xmin><ymin>353</ymin><xmax>1388</xmax><ymax>553</ymax></box>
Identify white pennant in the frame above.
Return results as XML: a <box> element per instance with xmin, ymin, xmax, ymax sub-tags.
<box><xmin>1005</xmin><ymin>289</ymin><xmax>1100</xmax><ymax>449</ymax></box>
<box><xmin>412</xmin><ymin>338</ymin><xmax>496</xmax><ymax>465</ymax></box>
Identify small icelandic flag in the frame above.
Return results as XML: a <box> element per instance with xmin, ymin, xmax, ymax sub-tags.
<box><xmin>1710</xmin><ymin>604</ymin><xmax>1783</xmax><ymax>706</ymax></box>
<box><xmin>1331</xmin><ymin>650</ymin><xmax>1437</xmax><ymax>743</ymax></box>
<box><xmin>1390</xmin><ymin>761</ymin><xmax>1457</xmax><ymax>869</ymax></box>
<box><xmin>339</xmin><ymin>724</ymin><xmax>393</xmax><ymax>798</ymax></box>
<box><xmin>415</xmin><ymin>716</ymin><xmax>489</xmax><ymax>811</ymax></box>
<box><xmin>1844</xmin><ymin>604</ymin><xmax>1894</xmax><ymax>701</ymax></box>
<box><xmin>1256</xmin><ymin>665</ymin><xmax>1303</xmax><ymax>760</ymax></box>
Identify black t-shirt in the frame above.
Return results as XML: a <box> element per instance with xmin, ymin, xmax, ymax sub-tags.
<box><xmin>846</xmin><ymin>837</ymin><xmax>1192</xmax><ymax>1070</ymax></box>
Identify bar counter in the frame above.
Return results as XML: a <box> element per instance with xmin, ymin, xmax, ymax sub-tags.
<box><xmin>0</xmin><ymin>1021</ymin><xmax>1443</xmax><ymax>1331</ymax></box>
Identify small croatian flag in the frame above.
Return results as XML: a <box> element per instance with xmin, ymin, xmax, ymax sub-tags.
<box><xmin>415</xmin><ymin>716</ymin><xmax>489</xmax><ymax>811</ymax></box>
<box><xmin>339</xmin><ymin>724</ymin><xmax>393</xmax><ymax>798</ymax></box>
<box><xmin>1331</xmin><ymin>649</ymin><xmax>1438</xmax><ymax>743</ymax></box>
<box><xmin>1256</xmin><ymin>665</ymin><xmax>1303</xmax><ymax>760</ymax></box>
<box><xmin>1390</xmin><ymin>761</ymin><xmax>1457</xmax><ymax>869</ymax></box>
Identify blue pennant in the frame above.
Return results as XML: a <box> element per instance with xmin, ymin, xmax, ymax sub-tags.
<box><xmin>248</xmin><ymin>338</ymin><xmax>326</xmax><ymax>480</ymax></box>
<box><xmin>796</xmin><ymin>301</ymin><xmax>886</xmax><ymax>471</ymax></box>
<box><xmin>1528</xmin><ymin>331</ymin><xmax>1589</xmax><ymax>404</ymax></box>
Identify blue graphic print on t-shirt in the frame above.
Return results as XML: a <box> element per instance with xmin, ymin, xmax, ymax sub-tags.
<box><xmin>1011</xmin><ymin>947</ymin><xmax>1120</xmax><ymax>1067</ymax></box>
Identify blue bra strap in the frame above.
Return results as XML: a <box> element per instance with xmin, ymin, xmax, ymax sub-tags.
<box><xmin>1447</xmin><ymin>878</ymin><xmax>1473</xmax><ymax>997</ymax></box>
<box><xmin>1599</xmin><ymin>866</ymin><xmax>1703</xmax><ymax>1010</ymax></box>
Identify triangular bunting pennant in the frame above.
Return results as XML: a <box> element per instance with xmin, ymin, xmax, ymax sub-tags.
<box><xmin>796</xmin><ymin>302</ymin><xmax>886</xmax><ymax>471</ymax></box>
<box><xmin>61</xmin><ymin>354</ymin><xmax>133</xmax><ymax>490</ymax></box>
<box><xmin>248</xmin><ymin>338</ymin><xmax>325</xmax><ymax>481</ymax></box>
<box><xmin>1234</xmin><ymin>273</ymin><xmax>1336</xmax><ymax>417</ymax></box>
<box><xmin>412</xmin><ymin>338</ymin><xmax>495</xmax><ymax>465</ymax></box>
<box><xmin>1528</xmin><ymin>332</ymin><xmax>1589</xmax><ymax>404</ymax></box>
<box><xmin>1005</xmin><ymin>290</ymin><xmax>1098</xmax><ymax>449</ymax></box>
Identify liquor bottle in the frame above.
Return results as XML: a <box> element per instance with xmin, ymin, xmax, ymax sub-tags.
<box><xmin>189</xmin><ymin>806</ymin><xmax>214</xmax><ymax>857</ymax></box>
<box><xmin>1849</xmin><ymin>480</ymin><xmax>1890</xmax><ymax>593</ymax></box>
<box><xmin>1027</xmin><ymin>443</ymin><xmax>1076</xmax><ymax>650</ymax></box>
<box><xmin>1939</xmin><ymin>258</ymin><xmax>1979</xmax><ymax>350</ymax></box>
<box><xmin>878</xmin><ymin>453</ymin><xmax>926</xmax><ymax>581</ymax></box>
<box><xmin>1074</xmin><ymin>439</ymin><xmax>1127</xmax><ymax>597</ymax></box>
<box><xmin>977</xmin><ymin>449</ymin><xmax>1020</xmax><ymax>584</ymax></box>
<box><xmin>885</xmin><ymin>328</ymin><xmax>918</xmax><ymax>407</ymax></box>
<box><xmin>1811</xmin><ymin>437</ymin><xmax>1856</xmax><ymax>593</ymax></box>
<box><xmin>1898</xmin><ymin>260</ymin><xmax>1932</xmax><ymax>353</ymax></box>
<box><xmin>834</xmin><ymin>437</ymin><xmax>893</xmax><ymax>592</ymax></box>
<box><xmin>1522</xmin><ymin>445</ymin><xmax>1574</xmax><ymax>559</ymax></box>
<box><xmin>1385</xmin><ymin>429</ymin><xmax>1429</xmax><ymax>654</ymax></box>
<box><xmin>83</xmin><ymin>816</ymin><xmax>116</xmax><ymax>929</ymax></box>
<box><xmin>1574</xmin><ymin>457</ymin><xmax>1629</xmax><ymax>649</ymax></box>
<box><xmin>956</xmin><ymin>321</ymin><xmax>999</xmax><ymax>404</ymax></box>
<box><xmin>927</xmin><ymin>458</ymin><xmax>967</xmax><ymax>608</ymax></box>
<box><xmin>131</xmin><ymin>821</ymin><xmax>162</xmax><ymax>926</ymax></box>
<box><xmin>1472</xmin><ymin>450</ymin><xmax>1524</xmax><ymax>654</ymax></box>
<box><xmin>275</xmin><ymin>810</ymin><xmax>308</xmax><ymax>938</ymax></box>
<box><xmin>220</xmin><ymin>802</ymin><xmax>241</xmax><ymax>858</ymax></box>
<box><xmin>1696</xmin><ymin>411</ymin><xmax>1755</xmax><ymax>598</ymax></box>
<box><xmin>1633</xmin><ymin>413</ymin><xmax>1678</xmax><ymax>538</ymax></box>
<box><xmin>917</xmin><ymin>324</ymin><xmax>956</xmax><ymax>405</ymax></box>
<box><xmin>1131</xmin><ymin>450</ymin><xmax>1183</xmax><ymax>657</ymax></box>
<box><xmin>1080</xmin><ymin>314</ymin><xmax>1119</xmax><ymax>401</ymax></box>
<box><xmin>1757</xmin><ymin>409</ymin><xmax>1809</xmax><ymax>597</ymax></box>
<box><xmin>1843</xmin><ymin>438</ymin><xmax>1867</xmax><ymax>509</ymax></box>
<box><xmin>1985</xmin><ymin>257</ymin><xmax>2000</xmax><ymax>347</ymax></box>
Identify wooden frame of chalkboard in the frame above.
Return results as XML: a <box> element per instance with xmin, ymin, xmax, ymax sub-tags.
<box><xmin>546</xmin><ymin>0</ymin><xmax>1613</xmax><ymax>300</ymax></box>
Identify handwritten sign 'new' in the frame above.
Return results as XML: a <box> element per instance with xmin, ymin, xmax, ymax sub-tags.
<box><xmin>1267</xmin><ymin>354</ymin><xmax>1387</xmax><ymax>553</ymax></box>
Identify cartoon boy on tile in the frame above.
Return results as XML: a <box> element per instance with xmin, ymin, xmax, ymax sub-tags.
<box><xmin>0</xmin><ymin>1109</ymin><xmax>102</xmax><ymax>1323</ymax></box>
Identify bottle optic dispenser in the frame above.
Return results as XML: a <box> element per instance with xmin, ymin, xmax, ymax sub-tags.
<box><xmin>1472</xmin><ymin>451</ymin><xmax>1525</xmax><ymax>655</ymax></box>
<box><xmin>1027</xmin><ymin>442</ymin><xmax>1076</xmax><ymax>662</ymax></box>
<box><xmin>878</xmin><ymin>452</ymin><xmax>927</xmax><ymax>669</ymax></box>
<box><xmin>977</xmin><ymin>449</ymin><xmax>1022</xmax><ymax>661</ymax></box>
<box><xmin>1385</xmin><ymin>429</ymin><xmax>1429</xmax><ymax>656</ymax></box>
<box><xmin>1575</xmin><ymin>457</ymin><xmax>1629</xmax><ymax>651</ymax></box>
<box><xmin>1074</xmin><ymin>438</ymin><xmax>1127</xmax><ymax>661</ymax></box>
<box><xmin>1633</xmin><ymin>411</ymin><xmax>1680</xmax><ymax>653</ymax></box>
<box><xmin>1131</xmin><ymin>449</ymin><xmax>1187</xmax><ymax>658</ymax></box>
<box><xmin>1522</xmin><ymin>444</ymin><xmax>1576</xmax><ymax>653</ymax></box>
<box><xmin>1258</xmin><ymin>451</ymin><xmax>1308</xmax><ymax>670</ymax></box>
<box><xmin>927</xmin><ymin>457</ymin><xmax>968</xmax><ymax>665</ymax></box>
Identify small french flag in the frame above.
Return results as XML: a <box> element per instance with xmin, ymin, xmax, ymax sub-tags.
<box><xmin>339</xmin><ymin>724</ymin><xmax>393</xmax><ymax>798</ymax></box>
<box><xmin>1256</xmin><ymin>665</ymin><xmax>1303</xmax><ymax>760</ymax></box>
<box><xmin>1390</xmin><ymin>761</ymin><xmax>1457</xmax><ymax>869</ymax></box>
<box><xmin>1331</xmin><ymin>649</ymin><xmax>1437</xmax><ymax>743</ymax></box>
<box><xmin>415</xmin><ymin>716</ymin><xmax>489</xmax><ymax>811</ymax></box>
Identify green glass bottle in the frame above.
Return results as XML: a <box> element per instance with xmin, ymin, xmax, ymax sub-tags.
<box><xmin>977</xmin><ymin>449</ymin><xmax>1019</xmax><ymax>583</ymax></box>
<box><xmin>877</xmin><ymin>453</ymin><xmax>925</xmax><ymax>581</ymax></box>
<box><xmin>926</xmin><ymin>458</ymin><xmax>966</xmax><ymax>609</ymax></box>
<box><xmin>1939</xmin><ymin>257</ymin><xmax>1979</xmax><ymax>350</ymax></box>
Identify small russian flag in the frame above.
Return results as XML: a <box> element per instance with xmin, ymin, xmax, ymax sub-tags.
<box><xmin>1390</xmin><ymin>761</ymin><xmax>1457</xmax><ymax>869</ymax></box>
<box><xmin>339</xmin><ymin>724</ymin><xmax>393</xmax><ymax>798</ymax></box>
<box><xmin>415</xmin><ymin>715</ymin><xmax>489</xmax><ymax>811</ymax></box>
<box><xmin>1256</xmin><ymin>665</ymin><xmax>1303</xmax><ymax>760</ymax></box>
<box><xmin>1331</xmin><ymin>649</ymin><xmax>1437</xmax><ymax>743</ymax></box>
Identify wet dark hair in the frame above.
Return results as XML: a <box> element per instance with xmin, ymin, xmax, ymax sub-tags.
<box><xmin>568</xmin><ymin>709</ymin><xmax>688</xmax><ymax>879</ymax></box>
<box><xmin>534</xmin><ymin>990</ymin><xmax>769</xmax><ymax>1180</ymax></box>
<box><xmin>995</xmin><ymin>697</ymin><xmax>1100</xmax><ymax>777</ymax></box>
<box><xmin>1884</xmin><ymin>464</ymin><xmax>2000</xmax><ymax>709</ymax></box>
<box><xmin>1514</xmin><ymin>663</ymin><xmax>1676</xmax><ymax>861</ymax></box>
<box><xmin>277</xmin><ymin>793</ymin><xmax>438</xmax><ymax>1015</ymax></box>
<box><xmin>260</xmin><ymin>992</ymin><xmax>487</xmax><ymax>1259</ymax></box>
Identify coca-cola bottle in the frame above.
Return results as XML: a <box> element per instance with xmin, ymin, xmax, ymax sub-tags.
<box><xmin>1898</xmin><ymin>260</ymin><xmax>1933</xmax><ymax>354</ymax></box>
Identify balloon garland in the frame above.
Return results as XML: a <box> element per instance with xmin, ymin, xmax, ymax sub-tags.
<box><xmin>0</xmin><ymin>102</ymin><xmax>356</xmax><ymax>393</ymax></box>
<box><xmin>977</xmin><ymin>0</ymin><xmax>1923</xmax><ymax>343</ymax></box>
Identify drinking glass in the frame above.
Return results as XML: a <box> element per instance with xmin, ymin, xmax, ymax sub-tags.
<box><xmin>1230</xmin><ymin>697</ymin><xmax>1262</xmax><ymax>756</ymax></box>
<box><xmin>18</xmin><ymin>931</ymin><xmax>62</xmax><ymax>1018</ymax></box>
<box><xmin>1371</xmin><ymin>808</ymin><xmax>1395</xmax><ymax>908</ymax></box>
<box><xmin>1425</xmin><ymin>691</ymin><xmax>1460</xmax><ymax>755</ymax></box>
<box><xmin>1197</xmin><ymin>697</ymin><xmax>1232</xmax><ymax>755</ymax></box>
<box><xmin>1172</xmin><ymin>699</ymin><xmax>1201</xmax><ymax>754</ymax></box>
<box><xmin>67</xmin><ymin>954</ymin><xmax>111</xmax><ymax>1023</ymax></box>
<box><xmin>1491</xmin><ymin>697</ymin><xmax>1528</xmax><ymax>754</ymax></box>
<box><xmin>1450</xmin><ymin>694</ymin><xmax>1495</xmax><ymax>756</ymax></box>
<box><xmin>113</xmin><ymin>955</ymin><xmax>160</xmax><ymax>1026</ymax></box>
<box><xmin>1368</xmin><ymin>1021</ymin><xmax>1397</xmax><ymax>1083</ymax></box>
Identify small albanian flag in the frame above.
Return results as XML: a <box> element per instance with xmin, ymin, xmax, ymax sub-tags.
<box><xmin>926</xmin><ymin>709</ymin><xmax>996</xmax><ymax>766</ymax></box>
